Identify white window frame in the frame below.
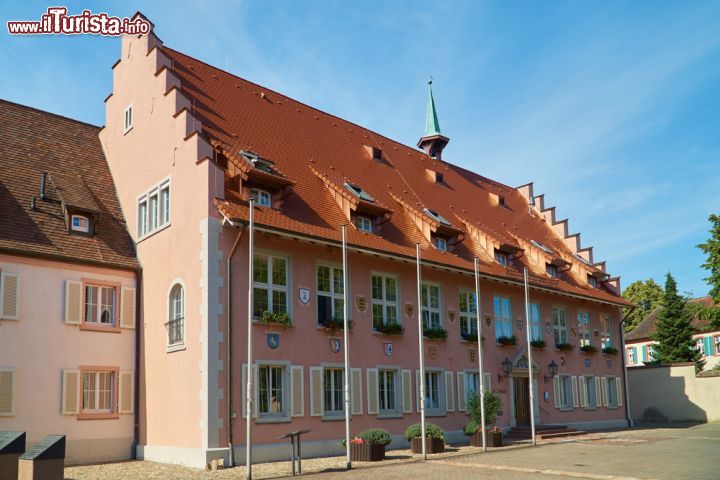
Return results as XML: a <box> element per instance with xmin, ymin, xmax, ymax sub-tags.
<box><xmin>82</xmin><ymin>370</ymin><xmax>114</xmax><ymax>414</ymax></box>
<box><xmin>251</xmin><ymin>188</ymin><xmax>272</xmax><ymax>208</ymax></box>
<box><xmin>424</xmin><ymin>370</ymin><xmax>444</xmax><ymax>415</ymax></box>
<box><xmin>627</xmin><ymin>347</ymin><xmax>637</xmax><ymax>364</ymax></box>
<box><xmin>529</xmin><ymin>302</ymin><xmax>542</xmax><ymax>341</ymax></box>
<box><xmin>553</xmin><ymin>306</ymin><xmax>568</xmax><ymax>346</ymax></box>
<box><xmin>84</xmin><ymin>285</ymin><xmax>116</xmax><ymax>326</ymax></box>
<box><xmin>583</xmin><ymin>375</ymin><xmax>597</xmax><ymax>409</ymax></box>
<box><xmin>137</xmin><ymin>177</ymin><xmax>171</xmax><ymax>240</ymax></box>
<box><xmin>70</xmin><ymin>214</ymin><xmax>90</xmax><ymax>233</ymax></box>
<box><xmin>323</xmin><ymin>367</ymin><xmax>345</xmax><ymax>416</ymax></box>
<box><xmin>606</xmin><ymin>376</ymin><xmax>619</xmax><ymax>408</ymax></box>
<box><xmin>371</xmin><ymin>273</ymin><xmax>399</xmax><ymax>329</ymax></box>
<box><xmin>458</xmin><ymin>290</ymin><xmax>477</xmax><ymax>339</ymax></box>
<box><xmin>356</xmin><ymin>216</ymin><xmax>373</xmax><ymax>233</ymax></box>
<box><xmin>715</xmin><ymin>335</ymin><xmax>720</xmax><ymax>355</ymax></box>
<box><xmin>421</xmin><ymin>283</ymin><xmax>442</xmax><ymax>330</ymax></box>
<box><xmin>434</xmin><ymin>236</ymin><xmax>447</xmax><ymax>252</ymax></box>
<box><xmin>578</xmin><ymin>311</ymin><xmax>591</xmax><ymax>347</ymax></box>
<box><xmin>494</xmin><ymin>249</ymin><xmax>508</xmax><ymax>266</ymax></box>
<box><xmin>493</xmin><ymin>295</ymin><xmax>512</xmax><ymax>340</ymax></box>
<box><xmin>258</xmin><ymin>364</ymin><xmax>288</xmax><ymax>418</ymax></box>
<box><xmin>378</xmin><ymin>368</ymin><xmax>400</xmax><ymax>414</ymax></box>
<box><xmin>558</xmin><ymin>374</ymin><xmax>573</xmax><ymax>410</ymax></box>
<box><xmin>588</xmin><ymin>276</ymin><xmax>598</xmax><ymax>288</ymax></box>
<box><xmin>316</xmin><ymin>264</ymin><xmax>344</xmax><ymax>326</ymax></box>
<box><xmin>167</xmin><ymin>282</ymin><xmax>185</xmax><ymax>349</ymax></box>
<box><xmin>600</xmin><ymin>315</ymin><xmax>612</xmax><ymax>349</ymax></box>
<box><xmin>546</xmin><ymin>263</ymin><xmax>558</xmax><ymax>278</ymax></box>
<box><xmin>696</xmin><ymin>338</ymin><xmax>704</xmax><ymax>356</ymax></box>
<box><xmin>124</xmin><ymin>104</ymin><xmax>133</xmax><ymax>133</ymax></box>
<box><xmin>253</xmin><ymin>253</ymin><xmax>289</xmax><ymax>318</ymax></box>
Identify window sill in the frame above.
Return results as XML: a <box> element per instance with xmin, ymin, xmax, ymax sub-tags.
<box><xmin>321</xmin><ymin>415</ymin><xmax>345</xmax><ymax>422</ymax></box>
<box><xmin>123</xmin><ymin>126</ymin><xmax>133</xmax><ymax>136</ymax></box>
<box><xmin>559</xmin><ymin>406</ymin><xmax>574</xmax><ymax>412</ymax></box>
<box><xmin>79</xmin><ymin>323</ymin><xmax>121</xmax><ymax>333</ymax></box>
<box><xmin>372</xmin><ymin>330</ymin><xmax>403</xmax><ymax>338</ymax></box>
<box><xmin>256</xmin><ymin>416</ymin><xmax>291</xmax><ymax>424</ymax></box>
<box><xmin>377</xmin><ymin>412</ymin><xmax>403</xmax><ymax>419</ymax></box>
<box><xmin>77</xmin><ymin>412</ymin><xmax>120</xmax><ymax>420</ymax></box>
<box><xmin>136</xmin><ymin>222</ymin><xmax>171</xmax><ymax>244</ymax></box>
<box><xmin>584</xmin><ymin>406</ymin><xmax>597</xmax><ymax>411</ymax></box>
<box><xmin>607</xmin><ymin>405</ymin><xmax>619</xmax><ymax>410</ymax></box>
<box><xmin>166</xmin><ymin>343</ymin><xmax>186</xmax><ymax>353</ymax></box>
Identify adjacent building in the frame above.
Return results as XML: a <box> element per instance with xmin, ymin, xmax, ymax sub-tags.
<box><xmin>98</xmin><ymin>16</ymin><xmax>632</xmax><ymax>468</ymax></box>
<box><xmin>0</xmin><ymin>100</ymin><xmax>139</xmax><ymax>464</ymax></box>
<box><xmin>625</xmin><ymin>297</ymin><xmax>720</xmax><ymax>369</ymax></box>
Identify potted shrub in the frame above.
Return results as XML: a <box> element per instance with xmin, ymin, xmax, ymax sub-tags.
<box><xmin>375</xmin><ymin>321</ymin><xmax>404</xmax><ymax>336</ymax></box>
<box><xmin>555</xmin><ymin>342</ymin><xmax>574</xmax><ymax>351</ymax></box>
<box><xmin>602</xmin><ymin>346</ymin><xmax>618</xmax><ymax>355</ymax></box>
<box><xmin>580</xmin><ymin>344</ymin><xmax>597</xmax><ymax>354</ymax></box>
<box><xmin>405</xmin><ymin>423</ymin><xmax>445</xmax><ymax>454</ymax></box>
<box><xmin>530</xmin><ymin>339</ymin><xmax>546</xmax><ymax>349</ymax></box>
<box><xmin>258</xmin><ymin>311</ymin><xmax>292</xmax><ymax>328</ymax></box>
<box><xmin>463</xmin><ymin>390</ymin><xmax>503</xmax><ymax>447</ymax></box>
<box><xmin>322</xmin><ymin>317</ymin><xmax>354</xmax><ymax>335</ymax></box>
<box><xmin>343</xmin><ymin>428</ymin><xmax>391</xmax><ymax>461</ymax></box>
<box><xmin>461</xmin><ymin>332</ymin><xmax>485</xmax><ymax>343</ymax></box>
<box><xmin>497</xmin><ymin>335</ymin><xmax>517</xmax><ymax>346</ymax></box>
<box><xmin>423</xmin><ymin>326</ymin><xmax>448</xmax><ymax>340</ymax></box>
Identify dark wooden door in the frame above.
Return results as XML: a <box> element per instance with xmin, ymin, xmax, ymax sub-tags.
<box><xmin>514</xmin><ymin>377</ymin><xmax>530</xmax><ymax>426</ymax></box>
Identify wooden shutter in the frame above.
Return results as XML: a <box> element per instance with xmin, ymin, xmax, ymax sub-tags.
<box><xmin>457</xmin><ymin>372</ymin><xmax>466</xmax><ymax>412</ymax></box>
<box><xmin>119</xmin><ymin>371</ymin><xmax>133</xmax><ymax>414</ymax></box>
<box><xmin>65</xmin><ymin>280</ymin><xmax>83</xmax><ymax>325</ymax></box>
<box><xmin>351</xmin><ymin>368</ymin><xmax>363</xmax><ymax>415</ymax></box>
<box><xmin>533</xmin><ymin>378</ymin><xmax>540</xmax><ymax>419</ymax></box>
<box><xmin>594</xmin><ymin>377</ymin><xmax>602</xmax><ymax>407</ymax></box>
<box><xmin>578</xmin><ymin>376</ymin><xmax>586</xmax><ymax>408</ymax></box>
<box><xmin>402</xmin><ymin>369</ymin><xmax>412</xmax><ymax>413</ymax></box>
<box><xmin>553</xmin><ymin>376</ymin><xmax>561</xmax><ymax>408</ymax></box>
<box><xmin>601</xmin><ymin>377</ymin><xmax>609</xmax><ymax>407</ymax></box>
<box><xmin>616</xmin><ymin>377</ymin><xmax>623</xmax><ymax>406</ymax></box>
<box><xmin>641</xmin><ymin>345</ymin><xmax>647</xmax><ymax>363</ymax></box>
<box><xmin>366</xmin><ymin>368</ymin><xmax>378</xmax><ymax>414</ymax></box>
<box><xmin>444</xmin><ymin>371</ymin><xmax>455</xmax><ymax>412</ymax></box>
<box><xmin>704</xmin><ymin>337</ymin><xmax>713</xmax><ymax>357</ymax></box>
<box><xmin>290</xmin><ymin>366</ymin><xmax>304</xmax><ymax>417</ymax></box>
<box><xmin>0</xmin><ymin>369</ymin><xmax>15</xmax><ymax>416</ymax></box>
<box><xmin>309</xmin><ymin>367</ymin><xmax>323</xmax><ymax>416</ymax></box>
<box><xmin>416</xmin><ymin>370</ymin><xmax>422</xmax><ymax>412</ymax></box>
<box><xmin>120</xmin><ymin>287</ymin><xmax>136</xmax><ymax>329</ymax></box>
<box><xmin>571</xmin><ymin>376</ymin><xmax>579</xmax><ymax>408</ymax></box>
<box><xmin>62</xmin><ymin>369</ymin><xmax>80</xmax><ymax>415</ymax></box>
<box><xmin>483</xmin><ymin>372</ymin><xmax>492</xmax><ymax>393</ymax></box>
<box><xmin>0</xmin><ymin>273</ymin><xmax>20</xmax><ymax>320</ymax></box>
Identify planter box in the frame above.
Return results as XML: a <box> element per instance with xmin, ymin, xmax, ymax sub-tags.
<box><xmin>350</xmin><ymin>443</ymin><xmax>385</xmax><ymax>462</ymax></box>
<box><xmin>410</xmin><ymin>437</ymin><xmax>444</xmax><ymax>454</ymax></box>
<box><xmin>469</xmin><ymin>431</ymin><xmax>484</xmax><ymax>447</ymax></box>
<box><xmin>488</xmin><ymin>431</ymin><xmax>502</xmax><ymax>447</ymax></box>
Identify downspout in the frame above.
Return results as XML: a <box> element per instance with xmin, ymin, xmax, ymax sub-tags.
<box><xmin>619</xmin><ymin>309</ymin><xmax>634</xmax><ymax>428</ymax></box>
<box><xmin>133</xmin><ymin>268</ymin><xmax>142</xmax><ymax>457</ymax></box>
<box><xmin>226</xmin><ymin>221</ymin><xmax>246</xmax><ymax>467</ymax></box>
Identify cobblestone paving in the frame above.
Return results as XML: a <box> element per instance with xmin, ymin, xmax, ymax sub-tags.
<box><xmin>65</xmin><ymin>424</ymin><xmax>720</xmax><ymax>480</ymax></box>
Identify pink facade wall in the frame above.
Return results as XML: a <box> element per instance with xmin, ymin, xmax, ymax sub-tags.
<box><xmin>0</xmin><ymin>254</ymin><xmax>136</xmax><ymax>464</ymax></box>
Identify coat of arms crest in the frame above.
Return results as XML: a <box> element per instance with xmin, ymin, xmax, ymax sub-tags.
<box><xmin>330</xmin><ymin>338</ymin><xmax>341</xmax><ymax>353</ymax></box>
<box><xmin>405</xmin><ymin>302</ymin><xmax>414</xmax><ymax>318</ymax></box>
<box><xmin>267</xmin><ymin>333</ymin><xmax>279</xmax><ymax>350</ymax></box>
<box><xmin>355</xmin><ymin>295</ymin><xmax>367</xmax><ymax>313</ymax></box>
<box><xmin>384</xmin><ymin>342</ymin><xmax>393</xmax><ymax>357</ymax></box>
<box><xmin>299</xmin><ymin>287</ymin><xmax>310</xmax><ymax>305</ymax></box>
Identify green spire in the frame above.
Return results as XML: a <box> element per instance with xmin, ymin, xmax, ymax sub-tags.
<box><xmin>424</xmin><ymin>79</ymin><xmax>442</xmax><ymax>137</ymax></box>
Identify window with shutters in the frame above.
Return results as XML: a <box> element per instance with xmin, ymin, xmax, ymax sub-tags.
<box><xmin>696</xmin><ymin>338</ymin><xmax>704</xmax><ymax>356</ymax></box>
<box><xmin>458</xmin><ymin>290</ymin><xmax>477</xmax><ymax>340</ymax></box>
<box><xmin>317</xmin><ymin>265</ymin><xmax>344</xmax><ymax>326</ymax></box>
<box><xmin>137</xmin><ymin>178</ymin><xmax>171</xmax><ymax>240</ymax></box>
<box><xmin>627</xmin><ymin>347</ymin><xmax>637</xmax><ymax>364</ymax></box>
<box><xmin>424</xmin><ymin>371</ymin><xmax>443</xmax><ymax>415</ymax></box>
<box><xmin>493</xmin><ymin>295</ymin><xmax>512</xmax><ymax>340</ymax></box>
<box><xmin>323</xmin><ymin>368</ymin><xmax>344</xmax><ymax>416</ymax></box>
<box><xmin>553</xmin><ymin>306</ymin><xmax>568</xmax><ymax>346</ymax></box>
<box><xmin>82</xmin><ymin>283</ymin><xmax>118</xmax><ymax>330</ymax></box>
<box><xmin>378</xmin><ymin>369</ymin><xmax>398</xmax><ymax>414</ymax></box>
<box><xmin>80</xmin><ymin>368</ymin><xmax>118</xmax><ymax>418</ymax></box>
<box><xmin>258</xmin><ymin>365</ymin><xmax>286</xmax><ymax>418</ymax></box>
<box><xmin>371</xmin><ymin>274</ymin><xmax>399</xmax><ymax>329</ymax></box>
<box><xmin>600</xmin><ymin>315</ymin><xmax>612</xmax><ymax>349</ymax></box>
<box><xmin>167</xmin><ymin>283</ymin><xmax>184</xmax><ymax>348</ymax></box>
<box><xmin>558</xmin><ymin>374</ymin><xmax>572</xmax><ymax>410</ymax></box>
<box><xmin>421</xmin><ymin>284</ymin><xmax>442</xmax><ymax>330</ymax></box>
<box><xmin>0</xmin><ymin>272</ymin><xmax>20</xmax><ymax>321</ymax></box>
<box><xmin>529</xmin><ymin>303</ymin><xmax>542</xmax><ymax>341</ymax></box>
<box><xmin>583</xmin><ymin>376</ymin><xmax>597</xmax><ymax>409</ymax></box>
<box><xmin>577</xmin><ymin>311</ymin><xmax>591</xmax><ymax>347</ymax></box>
<box><xmin>254</xmin><ymin>253</ymin><xmax>289</xmax><ymax>318</ymax></box>
<box><xmin>715</xmin><ymin>336</ymin><xmax>720</xmax><ymax>355</ymax></box>
<box><xmin>606</xmin><ymin>376</ymin><xmax>619</xmax><ymax>408</ymax></box>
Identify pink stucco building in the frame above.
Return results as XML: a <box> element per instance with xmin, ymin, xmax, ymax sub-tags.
<box><xmin>94</xmin><ymin>15</ymin><xmax>632</xmax><ymax>467</ymax></box>
<box><xmin>0</xmin><ymin>100</ymin><xmax>139</xmax><ymax>464</ymax></box>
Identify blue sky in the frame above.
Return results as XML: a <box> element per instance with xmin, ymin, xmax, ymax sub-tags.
<box><xmin>2</xmin><ymin>1</ymin><xmax>719</xmax><ymax>297</ymax></box>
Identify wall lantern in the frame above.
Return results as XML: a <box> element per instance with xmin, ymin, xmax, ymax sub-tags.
<box><xmin>499</xmin><ymin>357</ymin><xmax>513</xmax><ymax>381</ymax></box>
<box><xmin>544</xmin><ymin>359</ymin><xmax>559</xmax><ymax>383</ymax></box>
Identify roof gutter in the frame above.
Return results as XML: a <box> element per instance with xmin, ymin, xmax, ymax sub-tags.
<box><xmin>219</xmin><ymin>213</ymin><xmax>630</xmax><ymax>309</ymax></box>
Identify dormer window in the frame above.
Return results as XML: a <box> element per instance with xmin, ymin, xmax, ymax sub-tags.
<box><xmin>424</xmin><ymin>208</ymin><xmax>451</xmax><ymax>226</ymax></box>
<box><xmin>356</xmin><ymin>216</ymin><xmax>373</xmax><ymax>233</ymax></box>
<box><xmin>435</xmin><ymin>172</ymin><xmax>444</xmax><ymax>184</ymax></box>
<box><xmin>433</xmin><ymin>235</ymin><xmax>448</xmax><ymax>252</ymax></box>
<box><xmin>251</xmin><ymin>189</ymin><xmax>272</xmax><ymax>207</ymax></box>
<box><xmin>494</xmin><ymin>249</ymin><xmax>508</xmax><ymax>266</ymax></box>
<box><xmin>372</xmin><ymin>147</ymin><xmax>382</xmax><ymax>161</ymax></box>
<box><xmin>546</xmin><ymin>263</ymin><xmax>558</xmax><ymax>278</ymax></box>
<box><xmin>498</xmin><ymin>196</ymin><xmax>506</xmax><ymax>207</ymax></box>
<box><xmin>344</xmin><ymin>182</ymin><xmax>374</xmax><ymax>203</ymax></box>
<box><xmin>531</xmin><ymin>240</ymin><xmax>554</xmax><ymax>254</ymax></box>
<box><xmin>71</xmin><ymin>214</ymin><xmax>90</xmax><ymax>233</ymax></box>
<box><xmin>588</xmin><ymin>275</ymin><xmax>598</xmax><ymax>288</ymax></box>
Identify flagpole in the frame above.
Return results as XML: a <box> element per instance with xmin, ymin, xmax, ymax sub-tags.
<box><xmin>342</xmin><ymin>225</ymin><xmax>352</xmax><ymax>470</ymax></box>
<box><xmin>524</xmin><ymin>267</ymin><xmax>537</xmax><ymax>446</ymax></box>
<box><xmin>246</xmin><ymin>198</ymin><xmax>255</xmax><ymax>479</ymax></box>
<box><xmin>474</xmin><ymin>257</ymin><xmax>487</xmax><ymax>452</ymax></box>
<box><xmin>416</xmin><ymin>243</ymin><xmax>427</xmax><ymax>460</ymax></box>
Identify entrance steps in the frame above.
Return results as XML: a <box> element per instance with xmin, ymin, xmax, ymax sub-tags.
<box><xmin>506</xmin><ymin>424</ymin><xmax>586</xmax><ymax>440</ymax></box>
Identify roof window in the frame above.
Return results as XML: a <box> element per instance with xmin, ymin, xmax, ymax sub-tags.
<box><xmin>344</xmin><ymin>182</ymin><xmax>375</xmax><ymax>203</ymax></box>
<box><xmin>372</xmin><ymin>147</ymin><xmax>382</xmax><ymax>161</ymax></box>
<box><xmin>71</xmin><ymin>214</ymin><xmax>91</xmax><ymax>234</ymax></box>
<box><xmin>240</xmin><ymin>150</ymin><xmax>275</xmax><ymax>174</ymax></box>
<box><xmin>498</xmin><ymin>195</ymin><xmax>506</xmax><ymax>207</ymax></box>
<box><xmin>424</xmin><ymin>208</ymin><xmax>451</xmax><ymax>226</ymax></box>
<box><xmin>573</xmin><ymin>252</ymin><xmax>593</xmax><ymax>266</ymax></box>
<box><xmin>531</xmin><ymin>240</ymin><xmax>554</xmax><ymax>255</ymax></box>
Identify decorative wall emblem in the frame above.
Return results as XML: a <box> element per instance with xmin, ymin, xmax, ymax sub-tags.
<box><xmin>469</xmin><ymin>349</ymin><xmax>476</xmax><ymax>364</ymax></box>
<box><xmin>384</xmin><ymin>342</ymin><xmax>393</xmax><ymax>357</ymax></box>
<box><xmin>560</xmin><ymin>356</ymin><xmax>566</xmax><ymax>367</ymax></box>
<box><xmin>330</xmin><ymin>338</ymin><xmax>341</xmax><ymax>353</ymax></box>
<box><xmin>428</xmin><ymin>345</ymin><xmax>438</xmax><ymax>359</ymax></box>
<box><xmin>405</xmin><ymin>302</ymin><xmax>414</xmax><ymax>318</ymax></box>
<box><xmin>517</xmin><ymin>317</ymin><xmax>524</xmax><ymax>331</ymax></box>
<box><xmin>267</xmin><ymin>333</ymin><xmax>280</xmax><ymax>350</ymax></box>
<box><xmin>594</xmin><ymin>329</ymin><xmax>600</xmax><ymax>337</ymax></box>
<box><xmin>545</xmin><ymin>321</ymin><xmax>552</xmax><ymax>335</ymax></box>
<box><xmin>584</xmin><ymin>358</ymin><xmax>591</xmax><ymax>368</ymax></box>
<box><xmin>516</xmin><ymin>356</ymin><xmax>528</xmax><ymax>369</ymax></box>
<box><xmin>571</xmin><ymin>327</ymin><xmax>577</xmax><ymax>337</ymax></box>
<box><xmin>606</xmin><ymin>359</ymin><xmax>612</xmax><ymax>369</ymax></box>
<box><xmin>355</xmin><ymin>295</ymin><xmax>367</xmax><ymax>313</ymax></box>
<box><xmin>299</xmin><ymin>287</ymin><xmax>310</xmax><ymax>305</ymax></box>
<box><xmin>448</xmin><ymin>309</ymin><xmax>456</xmax><ymax>324</ymax></box>
<box><xmin>485</xmin><ymin>314</ymin><xmax>492</xmax><ymax>327</ymax></box>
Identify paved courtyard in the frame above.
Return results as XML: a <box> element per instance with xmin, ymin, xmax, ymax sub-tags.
<box><xmin>65</xmin><ymin>423</ymin><xmax>720</xmax><ymax>480</ymax></box>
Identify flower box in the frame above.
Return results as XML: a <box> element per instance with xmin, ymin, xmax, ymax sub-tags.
<box><xmin>469</xmin><ymin>431</ymin><xmax>484</xmax><ymax>447</ymax></box>
<box><xmin>555</xmin><ymin>343</ymin><xmax>574</xmax><ymax>351</ymax></box>
<box><xmin>423</xmin><ymin>327</ymin><xmax>448</xmax><ymax>340</ymax></box>
<box><xmin>602</xmin><ymin>346</ymin><xmax>618</xmax><ymax>355</ymax></box>
<box><xmin>530</xmin><ymin>339</ymin><xmax>546</xmax><ymax>349</ymax></box>
<box><xmin>321</xmin><ymin>318</ymin><xmax>354</xmax><ymax>335</ymax></box>
<box><xmin>350</xmin><ymin>442</ymin><xmax>385</xmax><ymax>462</ymax></box>
<box><xmin>410</xmin><ymin>437</ymin><xmax>444</xmax><ymax>454</ymax></box>
<box><xmin>497</xmin><ymin>335</ymin><xmax>517</xmax><ymax>346</ymax></box>
<box><xmin>580</xmin><ymin>345</ymin><xmax>597</xmax><ymax>354</ymax></box>
<box><xmin>488</xmin><ymin>431</ymin><xmax>502</xmax><ymax>447</ymax></box>
<box><xmin>374</xmin><ymin>322</ymin><xmax>404</xmax><ymax>336</ymax></box>
<box><xmin>258</xmin><ymin>311</ymin><xmax>292</xmax><ymax>328</ymax></box>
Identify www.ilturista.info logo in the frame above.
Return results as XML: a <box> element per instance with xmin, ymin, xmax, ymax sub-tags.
<box><xmin>7</xmin><ymin>7</ymin><xmax>152</xmax><ymax>36</ymax></box>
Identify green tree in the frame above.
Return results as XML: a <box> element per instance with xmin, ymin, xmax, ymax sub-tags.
<box><xmin>622</xmin><ymin>279</ymin><xmax>664</xmax><ymax>333</ymax></box>
<box><xmin>698</xmin><ymin>213</ymin><xmax>720</xmax><ymax>305</ymax></box>
<box><xmin>651</xmin><ymin>273</ymin><xmax>703</xmax><ymax>369</ymax></box>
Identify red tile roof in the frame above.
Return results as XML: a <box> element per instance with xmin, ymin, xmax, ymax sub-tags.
<box><xmin>0</xmin><ymin>100</ymin><xmax>138</xmax><ymax>271</ymax></box>
<box><xmin>626</xmin><ymin>297</ymin><xmax>718</xmax><ymax>341</ymax></box>
<box><xmin>161</xmin><ymin>46</ymin><xmax>629</xmax><ymax>307</ymax></box>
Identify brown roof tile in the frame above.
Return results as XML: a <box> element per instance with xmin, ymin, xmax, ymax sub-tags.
<box><xmin>626</xmin><ymin>297</ymin><xmax>717</xmax><ymax>341</ymax></box>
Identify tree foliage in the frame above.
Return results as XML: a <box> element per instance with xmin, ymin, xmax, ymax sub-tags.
<box><xmin>651</xmin><ymin>273</ymin><xmax>703</xmax><ymax>369</ymax></box>
<box><xmin>698</xmin><ymin>213</ymin><xmax>720</xmax><ymax>311</ymax></box>
<box><xmin>622</xmin><ymin>279</ymin><xmax>664</xmax><ymax>332</ymax></box>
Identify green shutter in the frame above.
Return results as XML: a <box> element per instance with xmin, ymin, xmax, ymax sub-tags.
<box><xmin>642</xmin><ymin>345</ymin><xmax>647</xmax><ymax>362</ymax></box>
<box><xmin>704</xmin><ymin>337</ymin><xmax>713</xmax><ymax>357</ymax></box>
